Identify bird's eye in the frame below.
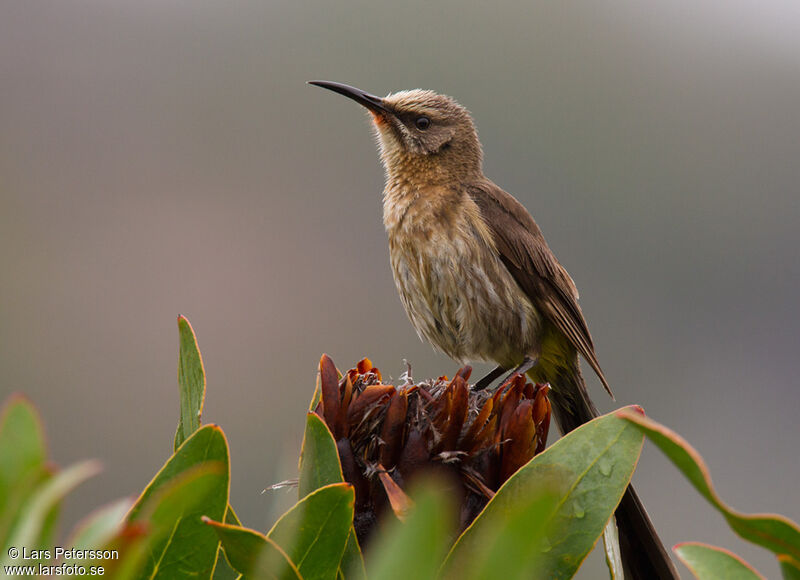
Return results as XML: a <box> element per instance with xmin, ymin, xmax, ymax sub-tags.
<box><xmin>415</xmin><ymin>116</ymin><xmax>431</xmax><ymax>130</ymax></box>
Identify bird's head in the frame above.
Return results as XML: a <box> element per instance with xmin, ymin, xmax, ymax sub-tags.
<box><xmin>310</xmin><ymin>81</ymin><xmax>483</xmax><ymax>182</ymax></box>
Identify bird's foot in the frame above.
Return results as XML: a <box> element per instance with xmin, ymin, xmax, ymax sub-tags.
<box><xmin>473</xmin><ymin>365</ymin><xmax>506</xmax><ymax>391</ymax></box>
<box><xmin>473</xmin><ymin>356</ymin><xmax>537</xmax><ymax>391</ymax></box>
<box><xmin>497</xmin><ymin>356</ymin><xmax>537</xmax><ymax>388</ymax></box>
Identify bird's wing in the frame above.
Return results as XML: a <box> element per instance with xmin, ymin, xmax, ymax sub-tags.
<box><xmin>467</xmin><ymin>180</ymin><xmax>613</xmax><ymax>397</ymax></box>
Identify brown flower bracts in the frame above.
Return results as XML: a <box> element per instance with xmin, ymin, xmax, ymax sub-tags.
<box><xmin>314</xmin><ymin>355</ymin><xmax>551</xmax><ymax>544</ymax></box>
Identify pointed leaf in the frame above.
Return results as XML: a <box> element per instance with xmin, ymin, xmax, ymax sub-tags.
<box><xmin>675</xmin><ymin>542</ymin><xmax>764</xmax><ymax>580</ymax></box>
<box><xmin>0</xmin><ymin>395</ymin><xmax>49</xmax><ymax>546</ymax></box>
<box><xmin>445</xmin><ymin>406</ymin><xmax>645</xmax><ymax>580</ymax></box>
<box><xmin>175</xmin><ymin>315</ymin><xmax>206</xmax><ymax>449</ymax></box>
<box><xmin>173</xmin><ymin>315</ymin><xmax>241</xmax><ymax>574</ymax></box>
<box><xmin>296</xmin><ymin>412</ymin><xmax>364</xmax><ymax>579</ymax></box>
<box><xmin>212</xmin><ymin>506</ymin><xmax>245</xmax><ymax>579</ymax></box>
<box><xmin>267</xmin><ymin>483</ymin><xmax>355</xmax><ymax>580</ymax></box>
<box><xmin>0</xmin><ymin>396</ymin><xmax>68</xmax><ymax>564</ymax></box>
<box><xmin>298</xmin><ymin>412</ymin><xmax>344</xmax><ymax>498</ymax></box>
<box><xmin>204</xmin><ymin>518</ymin><xmax>302</xmax><ymax>579</ymax></box>
<box><xmin>133</xmin><ymin>464</ymin><xmax>227</xmax><ymax>579</ymax></box>
<box><xmin>127</xmin><ymin>425</ymin><xmax>230</xmax><ymax>579</ymax></box>
<box><xmin>619</xmin><ymin>409</ymin><xmax>800</xmax><ymax>562</ymax></box>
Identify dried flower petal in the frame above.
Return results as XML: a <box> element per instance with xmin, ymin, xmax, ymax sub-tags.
<box><xmin>335</xmin><ymin>375</ymin><xmax>354</xmax><ymax>438</ymax></box>
<box><xmin>460</xmin><ymin>397</ymin><xmax>495</xmax><ymax>453</ymax></box>
<box><xmin>346</xmin><ymin>384</ymin><xmax>395</xmax><ymax>427</ymax></box>
<box><xmin>337</xmin><ymin>437</ymin><xmax>370</xmax><ymax>507</ymax></box>
<box><xmin>533</xmin><ymin>384</ymin><xmax>551</xmax><ymax>454</ymax></box>
<box><xmin>496</xmin><ymin>378</ymin><xmax>524</xmax><ymax>443</ymax></box>
<box><xmin>500</xmin><ymin>400</ymin><xmax>537</xmax><ymax>481</ymax></box>
<box><xmin>377</xmin><ymin>466</ymin><xmax>413</xmax><ymax>521</ymax></box>
<box><xmin>319</xmin><ymin>354</ymin><xmax>341</xmax><ymax>435</ymax></box>
<box><xmin>396</xmin><ymin>427</ymin><xmax>429</xmax><ymax>483</ymax></box>
<box><xmin>437</xmin><ymin>376</ymin><xmax>469</xmax><ymax>453</ymax></box>
<box><xmin>456</xmin><ymin>365</ymin><xmax>472</xmax><ymax>381</ymax></box>
<box><xmin>379</xmin><ymin>389</ymin><xmax>408</xmax><ymax>469</ymax></box>
<box><xmin>312</xmin><ymin>356</ymin><xmax>552</xmax><ymax>545</ymax></box>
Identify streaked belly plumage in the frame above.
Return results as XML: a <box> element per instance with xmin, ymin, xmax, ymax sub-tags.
<box><xmin>386</xmin><ymin>208</ymin><xmax>541</xmax><ymax>368</ymax></box>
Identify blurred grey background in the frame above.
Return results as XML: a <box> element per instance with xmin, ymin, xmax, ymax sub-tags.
<box><xmin>2</xmin><ymin>0</ymin><xmax>798</xmax><ymax>577</ymax></box>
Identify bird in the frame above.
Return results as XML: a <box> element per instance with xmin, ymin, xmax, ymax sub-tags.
<box><xmin>309</xmin><ymin>80</ymin><xmax>679</xmax><ymax>579</ymax></box>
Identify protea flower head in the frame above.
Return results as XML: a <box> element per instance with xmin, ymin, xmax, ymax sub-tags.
<box><xmin>314</xmin><ymin>355</ymin><xmax>552</xmax><ymax>545</ymax></box>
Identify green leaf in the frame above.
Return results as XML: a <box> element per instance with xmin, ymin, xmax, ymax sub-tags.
<box><xmin>35</xmin><ymin>491</ymin><xmax>61</xmax><ymax>562</ymax></box>
<box><xmin>173</xmin><ymin>315</ymin><xmax>241</xmax><ymax>576</ymax></box>
<box><xmin>444</xmin><ymin>406</ymin><xmax>645</xmax><ymax>580</ymax></box>
<box><xmin>779</xmin><ymin>555</ymin><xmax>800</xmax><ymax>580</ymax></box>
<box><xmin>209</xmin><ymin>503</ymin><xmax>242</xmax><ymax>580</ymax></box>
<box><xmin>135</xmin><ymin>464</ymin><xmax>227</xmax><ymax>579</ymax></box>
<box><xmin>296</xmin><ymin>412</ymin><xmax>364</xmax><ymax>579</ymax></box>
<box><xmin>367</xmin><ymin>485</ymin><xmax>454</xmax><ymax>580</ymax></box>
<box><xmin>212</xmin><ymin>559</ymin><xmax>240</xmax><ymax>580</ymax></box>
<box><xmin>212</xmin><ymin>505</ymin><xmax>247</xmax><ymax>579</ymax></box>
<box><xmin>267</xmin><ymin>483</ymin><xmax>355</xmax><ymax>580</ymax></box>
<box><xmin>226</xmin><ymin>504</ymin><xmax>243</xmax><ymax>527</ymax></box>
<box><xmin>308</xmin><ymin>370</ymin><xmax>322</xmax><ymax>412</ymax></box>
<box><xmin>128</xmin><ymin>425</ymin><xmax>230</xmax><ymax>579</ymax></box>
<box><xmin>298</xmin><ymin>412</ymin><xmax>344</xmax><ymax>498</ymax></box>
<box><xmin>0</xmin><ymin>460</ymin><xmax>101</xmax><ymax>569</ymax></box>
<box><xmin>212</xmin><ymin>556</ymin><xmax>241</xmax><ymax>580</ymax></box>
<box><xmin>618</xmin><ymin>409</ymin><xmax>800</xmax><ymax>563</ymax></box>
<box><xmin>0</xmin><ymin>395</ymin><xmax>47</xmax><ymax>484</ymax></box>
<box><xmin>675</xmin><ymin>542</ymin><xmax>765</xmax><ymax>579</ymax></box>
<box><xmin>64</xmin><ymin>497</ymin><xmax>134</xmax><ymax>564</ymax></box>
<box><xmin>0</xmin><ymin>395</ymin><xmax>49</xmax><ymax>546</ymax></box>
<box><xmin>446</xmin><ymin>487</ymin><xmax>560</xmax><ymax>580</ymax></box>
<box><xmin>339</xmin><ymin>530</ymin><xmax>366</xmax><ymax>580</ymax></box>
<box><xmin>86</xmin><ymin>466</ymin><xmax>225</xmax><ymax>580</ymax></box>
<box><xmin>204</xmin><ymin>518</ymin><xmax>302</xmax><ymax>579</ymax></box>
<box><xmin>175</xmin><ymin>315</ymin><xmax>207</xmax><ymax>450</ymax></box>
<box><xmin>78</xmin><ymin>520</ymin><xmax>151</xmax><ymax>580</ymax></box>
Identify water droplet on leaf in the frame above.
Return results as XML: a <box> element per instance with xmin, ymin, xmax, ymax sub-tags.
<box><xmin>573</xmin><ymin>498</ymin><xmax>585</xmax><ymax>518</ymax></box>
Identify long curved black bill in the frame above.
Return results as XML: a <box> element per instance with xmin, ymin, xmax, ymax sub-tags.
<box><xmin>308</xmin><ymin>80</ymin><xmax>389</xmax><ymax>114</ymax></box>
